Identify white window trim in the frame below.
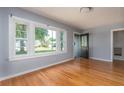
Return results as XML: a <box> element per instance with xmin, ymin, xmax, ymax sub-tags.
<box><xmin>9</xmin><ymin>16</ymin><xmax>67</xmax><ymax>61</ymax></box>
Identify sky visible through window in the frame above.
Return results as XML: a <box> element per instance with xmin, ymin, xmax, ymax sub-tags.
<box><xmin>48</xmin><ymin>30</ymin><xmax>56</xmax><ymax>39</ymax></box>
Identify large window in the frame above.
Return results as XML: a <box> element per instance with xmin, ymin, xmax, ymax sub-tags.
<box><xmin>9</xmin><ymin>16</ymin><xmax>67</xmax><ymax>60</ymax></box>
<box><xmin>34</xmin><ymin>27</ymin><xmax>57</xmax><ymax>53</ymax></box>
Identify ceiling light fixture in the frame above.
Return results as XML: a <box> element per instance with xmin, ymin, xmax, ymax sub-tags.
<box><xmin>80</xmin><ymin>7</ymin><xmax>93</xmax><ymax>13</ymax></box>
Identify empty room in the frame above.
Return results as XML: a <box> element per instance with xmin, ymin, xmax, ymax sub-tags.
<box><xmin>0</xmin><ymin>7</ymin><xmax>124</xmax><ymax>86</ymax></box>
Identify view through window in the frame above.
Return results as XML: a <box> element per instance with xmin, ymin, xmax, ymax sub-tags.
<box><xmin>10</xmin><ymin>16</ymin><xmax>67</xmax><ymax>60</ymax></box>
<box><xmin>35</xmin><ymin>27</ymin><xmax>56</xmax><ymax>53</ymax></box>
<box><xmin>16</xmin><ymin>23</ymin><xmax>28</xmax><ymax>55</ymax></box>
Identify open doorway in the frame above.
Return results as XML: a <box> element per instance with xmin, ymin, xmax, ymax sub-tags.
<box><xmin>112</xmin><ymin>28</ymin><xmax>124</xmax><ymax>61</ymax></box>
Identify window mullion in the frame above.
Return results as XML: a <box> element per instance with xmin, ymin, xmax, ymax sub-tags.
<box><xmin>56</xmin><ymin>31</ymin><xmax>60</xmax><ymax>52</ymax></box>
<box><xmin>29</xmin><ymin>23</ymin><xmax>35</xmax><ymax>56</ymax></box>
<box><xmin>64</xmin><ymin>31</ymin><xmax>67</xmax><ymax>52</ymax></box>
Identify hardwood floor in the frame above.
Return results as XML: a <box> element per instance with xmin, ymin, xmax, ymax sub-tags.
<box><xmin>0</xmin><ymin>58</ymin><xmax>124</xmax><ymax>86</ymax></box>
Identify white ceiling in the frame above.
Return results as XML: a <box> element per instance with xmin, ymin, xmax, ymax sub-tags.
<box><xmin>22</xmin><ymin>7</ymin><xmax>124</xmax><ymax>30</ymax></box>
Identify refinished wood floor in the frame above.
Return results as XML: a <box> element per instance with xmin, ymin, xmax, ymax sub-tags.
<box><xmin>0</xmin><ymin>58</ymin><xmax>124</xmax><ymax>86</ymax></box>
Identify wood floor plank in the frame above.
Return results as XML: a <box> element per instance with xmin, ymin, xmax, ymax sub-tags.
<box><xmin>0</xmin><ymin>58</ymin><xmax>124</xmax><ymax>86</ymax></box>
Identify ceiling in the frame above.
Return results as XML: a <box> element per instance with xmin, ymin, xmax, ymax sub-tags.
<box><xmin>22</xmin><ymin>7</ymin><xmax>124</xmax><ymax>30</ymax></box>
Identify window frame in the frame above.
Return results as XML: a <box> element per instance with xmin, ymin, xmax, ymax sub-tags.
<box><xmin>9</xmin><ymin>16</ymin><xmax>67</xmax><ymax>61</ymax></box>
<box><xmin>15</xmin><ymin>18</ymin><xmax>30</xmax><ymax>57</ymax></box>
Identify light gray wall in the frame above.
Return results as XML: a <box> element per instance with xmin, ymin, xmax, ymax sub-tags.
<box><xmin>0</xmin><ymin>8</ymin><xmax>80</xmax><ymax>79</ymax></box>
<box><xmin>113</xmin><ymin>31</ymin><xmax>124</xmax><ymax>60</ymax></box>
<box><xmin>83</xmin><ymin>23</ymin><xmax>124</xmax><ymax>61</ymax></box>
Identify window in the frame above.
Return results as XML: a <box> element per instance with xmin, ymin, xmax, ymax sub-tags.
<box><xmin>16</xmin><ymin>23</ymin><xmax>28</xmax><ymax>55</ymax></box>
<box><xmin>81</xmin><ymin>36</ymin><xmax>87</xmax><ymax>47</ymax></box>
<box><xmin>34</xmin><ymin>27</ymin><xmax>57</xmax><ymax>53</ymax></box>
<box><xmin>60</xmin><ymin>31</ymin><xmax>64</xmax><ymax>51</ymax></box>
<box><xmin>9</xmin><ymin>16</ymin><xmax>67</xmax><ymax>60</ymax></box>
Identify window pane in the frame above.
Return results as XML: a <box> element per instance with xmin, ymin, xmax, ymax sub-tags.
<box><xmin>16</xmin><ymin>31</ymin><xmax>27</xmax><ymax>38</ymax></box>
<box><xmin>82</xmin><ymin>36</ymin><xmax>87</xmax><ymax>47</ymax></box>
<box><xmin>60</xmin><ymin>32</ymin><xmax>64</xmax><ymax>51</ymax></box>
<box><xmin>48</xmin><ymin>30</ymin><xmax>56</xmax><ymax>51</ymax></box>
<box><xmin>16</xmin><ymin>23</ymin><xmax>27</xmax><ymax>31</ymax></box>
<box><xmin>16</xmin><ymin>40</ymin><xmax>27</xmax><ymax>55</ymax></box>
<box><xmin>35</xmin><ymin>27</ymin><xmax>56</xmax><ymax>53</ymax></box>
<box><xmin>16</xmin><ymin>23</ymin><xmax>27</xmax><ymax>38</ymax></box>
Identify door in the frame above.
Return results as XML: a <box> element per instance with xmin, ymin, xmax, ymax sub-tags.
<box><xmin>80</xmin><ymin>33</ymin><xmax>89</xmax><ymax>58</ymax></box>
<box><xmin>74</xmin><ymin>34</ymin><xmax>81</xmax><ymax>58</ymax></box>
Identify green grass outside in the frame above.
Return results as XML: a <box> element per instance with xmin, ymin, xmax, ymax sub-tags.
<box><xmin>16</xmin><ymin>46</ymin><xmax>56</xmax><ymax>55</ymax></box>
<box><xmin>35</xmin><ymin>46</ymin><xmax>56</xmax><ymax>53</ymax></box>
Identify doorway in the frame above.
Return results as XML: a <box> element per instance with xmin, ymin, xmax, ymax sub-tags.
<box><xmin>80</xmin><ymin>33</ymin><xmax>89</xmax><ymax>58</ymax></box>
<box><xmin>111</xmin><ymin>28</ymin><xmax>124</xmax><ymax>61</ymax></box>
<box><xmin>73</xmin><ymin>32</ymin><xmax>89</xmax><ymax>59</ymax></box>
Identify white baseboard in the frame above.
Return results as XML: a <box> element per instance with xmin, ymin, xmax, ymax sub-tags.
<box><xmin>90</xmin><ymin>57</ymin><xmax>112</xmax><ymax>62</ymax></box>
<box><xmin>0</xmin><ymin>58</ymin><xmax>74</xmax><ymax>81</ymax></box>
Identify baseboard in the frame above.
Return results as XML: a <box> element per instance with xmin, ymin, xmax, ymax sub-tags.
<box><xmin>90</xmin><ymin>57</ymin><xmax>112</xmax><ymax>62</ymax></box>
<box><xmin>0</xmin><ymin>58</ymin><xmax>74</xmax><ymax>81</ymax></box>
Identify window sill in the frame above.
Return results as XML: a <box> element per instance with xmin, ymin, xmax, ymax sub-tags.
<box><xmin>9</xmin><ymin>51</ymin><xmax>67</xmax><ymax>62</ymax></box>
